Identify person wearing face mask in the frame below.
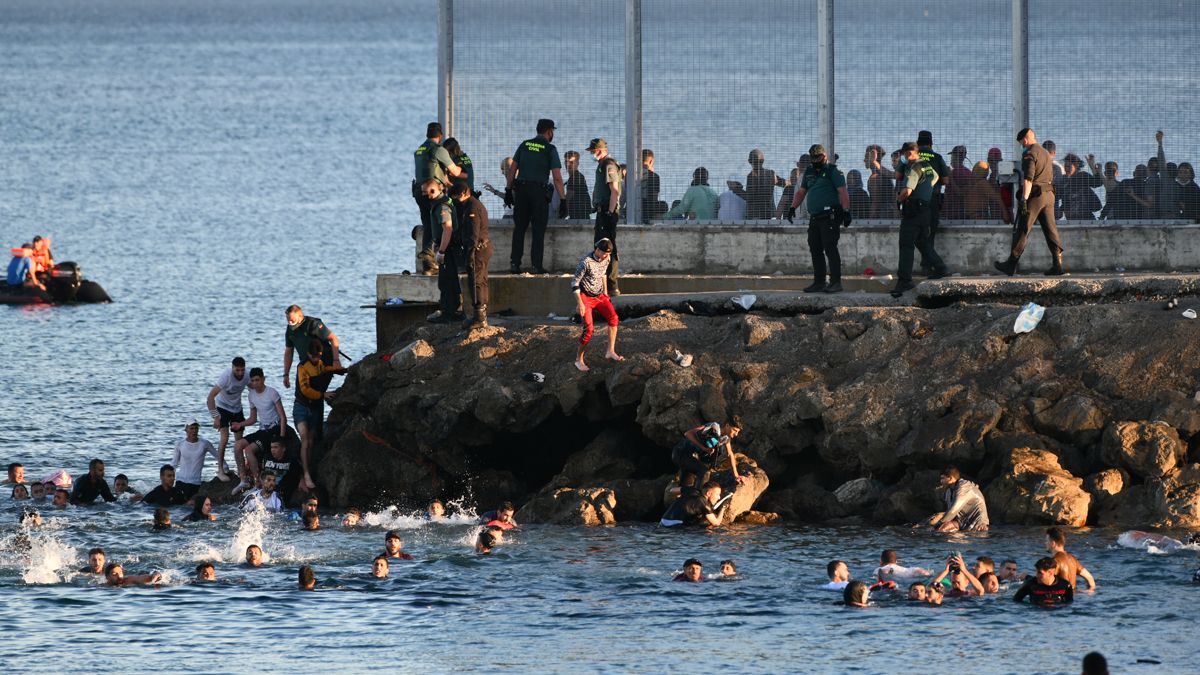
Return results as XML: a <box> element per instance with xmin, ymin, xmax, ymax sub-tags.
<box><xmin>587</xmin><ymin>138</ymin><xmax>623</xmax><ymax>295</ymax></box>
<box><xmin>891</xmin><ymin>142</ymin><xmax>948</xmax><ymax>298</ymax></box>
<box><xmin>787</xmin><ymin>144</ymin><xmax>851</xmax><ymax>294</ymax></box>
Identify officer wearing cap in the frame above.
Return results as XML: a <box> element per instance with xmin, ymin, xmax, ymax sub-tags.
<box><xmin>788</xmin><ymin>144</ymin><xmax>850</xmax><ymax>294</ymax></box>
<box><xmin>995</xmin><ymin>128</ymin><xmax>1064</xmax><ymax>276</ymax></box>
<box><xmin>506</xmin><ymin>119</ymin><xmax>567</xmax><ymax>274</ymax></box>
<box><xmin>587</xmin><ymin>138</ymin><xmax>623</xmax><ymax>295</ymax></box>
<box><xmin>413</xmin><ymin>122</ymin><xmax>463</xmax><ymax>275</ymax></box>
<box><xmin>916</xmin><ymin>131</ymin><xmax>950</xmax><ymax>265</ymax></box>
<box><xmin>892</xmin><ymin>142</ymin><xmax>948</xmax><ymax>298</ymax></box>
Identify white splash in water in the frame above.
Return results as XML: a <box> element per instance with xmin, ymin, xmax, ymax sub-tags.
<box><xmin>21</xmin><ymin>529</ymin><xmax>80</xmax><ymax>585</ymax></box>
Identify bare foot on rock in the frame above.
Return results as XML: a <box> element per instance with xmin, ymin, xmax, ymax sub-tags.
<box><xmin>604</xmin><ymin>352</ymin><xmax>625</xmax><ymax>362</ymax></box>
<box><xmin>574</xmin><ymin>359</ymin><xmax>590</xmax><ymax>372</ymax></box>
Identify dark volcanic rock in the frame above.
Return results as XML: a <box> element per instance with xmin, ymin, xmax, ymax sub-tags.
<box><xmin>318</xmin><ymin>302</ymin><xmax>1200</xmax><ymax>526</ymax></box>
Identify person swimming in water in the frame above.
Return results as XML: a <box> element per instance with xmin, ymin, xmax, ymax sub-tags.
<box><xmin>933</xmin><ymin>553</ymin><xmax>984</xmax><ymax>597</ymax></box>
<box><xmin>673</xmin><ymin>558</ymin><xmax>704</xmax><ymax>582</ymax></box>
<box><xmin>907</xmin><ymin>582</ymin><xmax>927</xmax><ymax>601</ymax></box>
<box><xmin>875</xmin><ymin>549</ymin><xmax>931</xmax><ymax>582</ymax></box>
<box><xmin>1013</xmin><ymin>557</ymin><xmax>1074</xmax><ymax>607</ymax></box>
<box><xmin>427</xmin><ymin>499</ymin><xmax>446</xmax><ymax>520</ymax></box>
<box><xmin>481</xmin><ymin>501</ymin><xmax>518</xmax><ymax>530</ymax></box>
<box><xmin>823</xmin><ymin>560</ymin><xmax>850</xmax><ymax>590</ymax></box>
<box><xmin>245</xmin><ymin>544</ymin><xmax>265</xmax><ymax>568</ymax></box>
<box><xmin>298</xmin><ymin>565</ymin><xmax>316</xmax><ymax>591</ymax></box>
<box><xmin>476</xmin><ymin>526</ymin><xmax>503</xmax><ymax>554</ymax></box>
<box><xmin>303</xmin><ymin>513</ymin><xmax>320</xmax><ymax>531</ymax></box>
<box><xmin>842</xmin><ymin>580</ymin><xmax>870</xmax><ymax>607</ymax></box>
<box><xmin>342</xmin><ymin>507</ymin><xmax>361</xmax><ymax>527</ymax></box>
<box><xmin>925</xmin><ymin>582</ymin><xmax>945</xmax><ymax>605</ymax></box>
<box><xmin>81</xmin><ymin>547</ymin><xmax>106</xmax><ymax>574</ymax></box>
<box><xmin>720</xmin><ymin>560</ymin><xmax>738</xmax><ymax>578</ymax></box>
<box><xmin>104</xmin><ymin>563</ymin><xmax>161</xmax><ymax>587</ymax></box>
<box><xmin>372</xmin><ymin>555</ymin><xmax>389</xmax><ymax>578</ymax></box>
<box><xmin>383</xmin><ymin>530</ymin><xmax>414</xmax><ymax>560</ymax></box>
<box><xmin>998</xmin><ymin>558</ymin><xmax>1027</xmax><ymax>583</ymax></box>
<box><xmin>195</xmin><ymin>562</ymin><xmax>216</xmax><ymax>582</ymax></box>
<box><xmin>183</xmin><ymin>496</ymin><xmax>217</xmax><ymax>522</ymax></box>
<box><xmin>152</xmin><ymin>507</ymin><xmax>172</xmax><ymax>530</ymax></box>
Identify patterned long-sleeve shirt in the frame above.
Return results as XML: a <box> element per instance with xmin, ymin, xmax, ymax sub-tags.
<box><xmin>571</xmin><ymin>252</ymin><xmax>609</xmax><ymax>297</ymax></box>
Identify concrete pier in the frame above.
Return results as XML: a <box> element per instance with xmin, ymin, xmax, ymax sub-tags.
<box><xmin>459</xmin><ymin>220</ymin><xmax>1200</xmax><ymax>276</ymax></box>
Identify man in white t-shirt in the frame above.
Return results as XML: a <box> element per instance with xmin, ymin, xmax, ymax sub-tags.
<box><xmin>230</xmin><ymin>368</ymin><xmax>287</xmax><ymax>496</ymax></box>
<box><xmin>239</xmin><ymin>470</ymin><xmax>283</xmax><ymax>513</ymax></box>
<box><xmin>206</xmin><ymin>356</ymin><xmax>249</xmax><ymax>482</ymax></box>
<box><xmin>172</xmin><ymin>418</ymin><xmax>218</xmax><ymax>498</ymax></box>
<box><xmin>823</xmin><ymin>559</ymin><xmax>850</xmax><ymax>590</ymax></box>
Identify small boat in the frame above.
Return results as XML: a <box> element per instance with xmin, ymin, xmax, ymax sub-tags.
<box><xmin>0</xmin><ymin>262</ymin><xmax>111</xmax><ymax>305</ymax></box>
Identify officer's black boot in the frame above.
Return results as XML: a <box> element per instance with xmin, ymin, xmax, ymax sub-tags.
<box><xmin>1044</xmin><ymin>253</ymin><xmax>1065</xmax><ymax>276</ymax></box>
<box><xmin>993</xmin><ymin>254</ymin><xmax>1019</xmax><ymax>277</ymax></box>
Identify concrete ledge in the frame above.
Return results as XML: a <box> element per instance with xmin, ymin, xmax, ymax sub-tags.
<box><xmin>918</xmin><ymin>272</ymin><xmax>1200</xmax><ymax>306</ymax></box>
<box><xmin>422</xmin><ymin>220</ymin><xmax>1200</xmax><ymax>276</ymax></box>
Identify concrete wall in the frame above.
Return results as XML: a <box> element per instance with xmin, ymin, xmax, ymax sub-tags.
<box><xmin>434</xmin><ymin>220</ymin><xmax>1200</xmax><ymax>276</ymax></box>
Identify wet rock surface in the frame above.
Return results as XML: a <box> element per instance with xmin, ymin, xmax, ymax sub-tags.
<box><xmin>319</xmin><ymin>301</ymin><xmax>1200</xmax><ymax>528</ymax></box>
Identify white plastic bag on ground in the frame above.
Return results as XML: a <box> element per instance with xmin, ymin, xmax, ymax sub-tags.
<box><xmin>1013</xmin><ymin>302</ymin><xmax>1045</xmax><ymax>334</ymax></box>
<box><xmin>731</xmin><ymin>294</ymin><xmax>756</xmax><ymax>310</ymax></box>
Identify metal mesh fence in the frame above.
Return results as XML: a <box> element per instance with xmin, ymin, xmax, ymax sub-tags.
<box><xmin>1030</xmin><ymin>0</ymin><xmax>1200</xmax><ymax>221</ymax></box>
<box><xmin>451</xmin><ymin>0</ymin><xmax>625</xmax><ymax>220</ymax></box>
<box><xmin>448</xmin><ymin>0</ymin><xmax>1200</xmax><ymax>224</ymax></box>
<box><xmin>641</xmin><ymin>0</ymin><xmax>818</xmax><ymax>223</ymax></box>
<box><xmin>837</xmin><ymin>0</ymin><xmax>1012</xmax><ymax>222</ymax></box>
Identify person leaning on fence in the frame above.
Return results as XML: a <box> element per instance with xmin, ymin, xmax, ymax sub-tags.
<box><xmin>788</xmin><ymin>144</ymin><xmax>850</xmax><ymax>295</ymax></box>
<box><xmin>413</xmin><ymin>122</ymin><xmax>463</xmax><ymax>275</ymax></box>
<box><xmin>994</xmin><ymin>128</ymin><xmax>1064</xmax><ymax>277</ymax></box>
<box><xmin>452</xmin><ymin>180</ymin><xmax>491</xmax><ymax>329</ymax></box>
<box><xmin>507</xmin><ymin>119</ymin><xmax>567</xmax><ymax>274</ymax></box>
<box><xmin>587</xmin><ymin>138</ymin><xmax>623</xmax><ymax>295</ymax></box>
<box><xmin>891</xmin><ymin>142</ymin><xmax>948</xmax><ymax>298</ymax></box>
<box><xmin>571</xmin><ymin>238</ymin><xmax>623</xmax><ymax>373</ymax></box>
<box><xmin>425</xmin><ymin>179</ymin><xmax>464</xmax><ymax>324</ymax></box>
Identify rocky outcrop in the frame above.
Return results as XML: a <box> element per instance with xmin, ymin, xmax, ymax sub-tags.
<box><xmin>318</xmin><ymin>301</ymin><xmax>1200</xmax><ymax>527</ymax></box>
<box><xmin>1101</xmin><ymin>421</ymin><xmax>1186</xmax><ymax>479</ymax></box>
<box><xmin>985</xmin><ymin>448</ymin><xmax>1091</xmax><ymax>526</ymax></box>
<box><xmin>517</xmin><ymin>487</ymin><xmax>618</xmax><ymax>526</ymax></box>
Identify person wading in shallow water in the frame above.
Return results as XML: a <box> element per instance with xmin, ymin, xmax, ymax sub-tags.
<box><xmin>927</xmin><ymin>466</ymin><xmax>989</xmax><ymax>532</ymax></box>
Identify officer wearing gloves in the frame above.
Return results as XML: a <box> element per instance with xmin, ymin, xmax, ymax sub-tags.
<box><xmin>788</xmin><ymin>144</ymin><xmax>851</xmax><ymax>294</ymax></box>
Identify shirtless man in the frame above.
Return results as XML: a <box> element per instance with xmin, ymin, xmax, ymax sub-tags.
<box><xmin>104</xmin><ymin>563</ymin><xmax>162</xmax><ymax>587</ymax></box>
<box><xmin>1045</xmin><ymin>527</ymin><xmax>1096</xmax><ymax>590</ymax></box>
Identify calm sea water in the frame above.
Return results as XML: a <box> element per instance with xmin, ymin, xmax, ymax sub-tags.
<box><xmin>2</xmin><ymin>1</ymin><xmax>1199</xmax><ymax>673</ymax></box>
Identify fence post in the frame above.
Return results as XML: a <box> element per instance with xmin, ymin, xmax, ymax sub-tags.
<box><xmin>817</xmin><ymin>0</ymin><xmax>835</xmax><ymax>159</ymax></box>
<box><xmin>625</xmin><ymin>0</ymin><xmax>642</xmax><ymax>225</ymax></box>
<box><xmin>438</xmin><ymin>0</ymin><xmax>454</xmax><ymax>135</ymax></box>
<box><xmin>1012</xmin><ymin>0</ymin><xmax>1028</xmax><ymax>143</ymax></box>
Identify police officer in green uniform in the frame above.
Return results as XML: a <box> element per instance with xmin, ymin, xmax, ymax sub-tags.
<box><xmin>506</xmin><ymin>119</ymin><xmax>567</xmax><ymax>274</ymax></box>
<box><xmin>424</xmin><ymin>178</ymin><xmax>464</xmax><ymax>323</ymax></box>
<box><xmin>892</xmin><ymin>142</ymin><xmax>948</xmax><ymax>298</ymax></box>
<box><xmin>443</xmin><ymin>137</ymin><xmax>474</xmax><ymax>193</ymax></box>
<box><xmin>413</xmin><ymin>123</ymin><xmax>463</xmax><ymax>275</ymax></box>
<box><xmin>994</xmin><ymin>128</ymin><xmax>1064</xmax><ymax>276</ymax></box>
<box><xmin>587</xmin><ymin>138</ymin><xmax>623</xmax><ymax>295</ymax></box>
<box><xmin>788</xmin><ymin>144</ymin><xmax>851</xmax><ymax>294</ymax></box>
<box><xmin>916</xmin><ymin>130</ymin><xmax>950</xmax><ymax>269</ymax></box>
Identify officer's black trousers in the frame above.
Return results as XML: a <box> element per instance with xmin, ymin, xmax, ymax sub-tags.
<box><xmin>437</xmin><ymin>245</ymin><xmax>464</xmax><ymax>315</ymax></box>
<box><xmin>920</xmin><ymin>192</ymin><xmax>944</xmax><ymax>267</ymax></box>
<box><xmin>511</xmin><ymin>182</ymin><xmax>550</xmax><ymax>270</ymax></box>
<box><xmin>898</xmin><ymin>199</ymin><xmax>945</xmax><ymax>283</ymax></box>
<box><xmin>466</xmin><ymin>240</ymin><xmax>492</xmax><ymax>309</ymax></box>
<box><xmin>807</xmin><ymin>212</ymin><xmax>841</xmax><ymax>283</ymax></box>
<box><xmin>594</xmin><ymin>208</ymin><xmax>620</xmax><ymax>293</ymax></box>
<box><xmin>412</xmin><ymin>183</ymin><xmax>435</xmax><ymax>269</ymax></box>
<box><xmin>1010</xmin><ymin>189</ymin><xmax>1063</xmax><ymax>258</ymax></box>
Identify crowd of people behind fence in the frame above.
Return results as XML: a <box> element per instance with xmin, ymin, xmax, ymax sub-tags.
<box><xmin>421</xmin><ymin>127</ymin><xmax>1200</xmax><ymax>229</ymax></box>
